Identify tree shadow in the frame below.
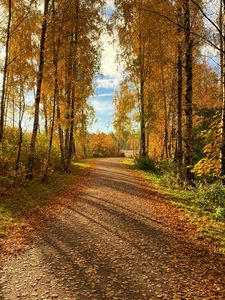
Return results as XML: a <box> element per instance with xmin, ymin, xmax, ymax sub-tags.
<box><xmin>1</xmin><ymin>157</ymin><xmax>225</xmax><ymax>299</ymax></box>
<box><xmin>36</xmin><ymin>192</ymin><xmax>225</xmax><ymax>299</ymax></box>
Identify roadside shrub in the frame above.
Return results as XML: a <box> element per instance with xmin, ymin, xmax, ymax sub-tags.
<box><xmin>157</xmin><ymin>161</ymin><xmax>178</xmax><ymax>187</ymax></box>
<box><xmin>135</xmin><ymin>157</ymin><xmax>178</xmax><ymax>186</ymax></box>
<box><xmin>160</xmin><ymin>172</ymin><xmax>178</xmax><ymax>187</ymax></box>
<box><xmin>93</xmin><ymin>152</ymin><xmax>104</xmax><ymax>158</ymax></box>
<box><xmin>156</xmin><ymin>160</ymin><xmax>176</xmax><ymax>173</ymax></box>
<box><xmin>135</xmin><ymin>156</ymin><xmax>158</xmax><ymax>172</ymax></box>
<box><xmin>196</xmin><ymin>183</ymin><xmax>225</xmax><ymax>220</ymax></box>
<box><xmin>214</xmin><ymin>207</ymin><xmax>225</xmax><ymax>221</ymax></box>
<box><xmin>197</xmin><ymin>183</ymin><xmax>225</xmax><ymax>208</ymax></box>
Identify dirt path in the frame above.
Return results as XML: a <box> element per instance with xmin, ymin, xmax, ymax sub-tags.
<box><xmin>0</xmin><ymin>158</ymin><xmax>224</xmax><ymax>300</ymax></box>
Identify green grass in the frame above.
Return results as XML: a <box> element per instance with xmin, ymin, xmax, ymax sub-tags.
<box><xmin>0</xmin><ymin>160</ymin><xmax>91</xmax><ymax>240</ymax></box>
<box><xmin>123</xmin><ymin>158</ymin><xmax>225</xmax><ymax>255</ymax></box>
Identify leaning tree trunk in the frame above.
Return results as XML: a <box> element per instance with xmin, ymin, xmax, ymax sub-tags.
<box><xmin>0</xmin><ymin>0</ymin><xmax>12</xmax><ymax>142</ymax></box>
<box><xmin>27</xmin><ymin>0</ymin><xmax>50</xmax><ymax>180</ymax></box>
<box><xmin>184</xmin><ymin>0</ymin><xmax>194</xmax><ymax>185</ymax></box>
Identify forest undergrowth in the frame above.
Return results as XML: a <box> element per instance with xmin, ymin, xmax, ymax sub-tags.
<box><xmin>0</xmin><ymin>159</ymin><xmax>91</xmax><ymax>249</ymax></box>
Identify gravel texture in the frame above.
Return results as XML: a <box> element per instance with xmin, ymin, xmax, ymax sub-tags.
<box><xmin>0</xmin><ymin>158</ymin><xmax>224</xmax><ymax>300</ymax></box>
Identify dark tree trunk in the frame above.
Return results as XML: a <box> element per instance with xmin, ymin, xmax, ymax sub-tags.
<box><xmin>16</xmin><ymin>88</ymin><xmax>25</xmax><ymax>172</ymax></box>
<box><xmin>184</xmin><ymin>0</ymin><xmax>194</xmax><ymax>185</ymax></box>
<box><xmin>138</xmin><ymin>0</ymin><xmax>146</xmax><ymax>157</ymax></box>
<box><xmin>140</xmin><ymin>79</ymin><xmax>146</xmax><ymax>157</ymax></box>
<box><xmin>27</xmin><ymin>0</ymin><xmax>50</xmax><ymax>180</ymax></box>
<box><xmin>0</xmin><ymin>0</ymin><xmax>12</xmax><ymax>142</ymax></box>
<box><xmin>64</xmin><ymin>33</ymin><xmax>73</xmax><ymax>170</ymax></box>
<box><xmin>66</xmin><ymin>0</ymin><xmax>79</xmax><ymax>169</ymax></box>
<box><xmin>42</xmin><ymin>0</ymin><xmax>59</xmax><ymax>182</ymax></box>
<box><xmin>67</xmin><ymin>87</ymin><xmax>75</xmax><ymax>167</ymax></box>
<box><xmin>177</xmin><ymin>4</ymin><xmax>183</xmax><ymax>182</ymax></box>
<box><xmin>161</xmin><ymin>63</ymin><xmax>169</xmax><ymax>160</ymax></box>
<box><xmin>57</xmin><ymin>101</ymin><xmax>66</xmax><ymax>170</ymax></box>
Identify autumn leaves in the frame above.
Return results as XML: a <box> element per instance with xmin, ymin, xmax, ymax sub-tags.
<box><xmin>113</xmin><ymin>0</ymin><xmax>223</xmax><ymax>184</ymax></box>
<box><xmin>0</xmin><ymin>0</ymin><xmax>104</xmax><ymax>180</ymax></box>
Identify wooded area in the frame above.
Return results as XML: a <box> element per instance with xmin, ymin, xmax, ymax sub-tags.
<box><xmin>0</xmin><ymin>0</ymin><xmax>105</xmax><ymax>182</ymax></box>
<box><xmin>113</xmin><ymin>0</ymin><xmax>223</xmax><ymax>184</ymax></box>
<box><xmin>0</xmin><ymin>0</ymin><xmax>224</xmax><ymax>185</ymax></box>
<box><xmin>0</xmin><ymin>1</ymin><xmax>225</xmax><ymax>298</ymax></box>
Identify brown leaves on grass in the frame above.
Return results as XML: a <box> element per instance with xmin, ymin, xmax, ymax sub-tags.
<box><xmin>0</xmin><ymin>164</ymin><xmax>93</xmax><ymax>264</ymax></box>
<box><xmin>131</xmin><ymin>168</ymin><xmax>225</xmax><ymax>280</ymax></box>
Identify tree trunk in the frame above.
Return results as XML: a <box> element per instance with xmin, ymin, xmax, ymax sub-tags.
<box><xmin>140</xmin><ymin>79</ymin><xmax>146</xmax><ymax>157</ymax></box>
<box><xmin>67</xmin><ymin>86</ymin><xmax>75</xmax><ymax>168</ymax></box>
<box><xmin>221</xmin><ymin>0</ymin><xmax>225</xmax><ymax>183</ymax></box>
<box><xmin>64</xmin><ymin>33</ymin><xmax>73</xmax><ymax>169</ymax></box>
<box><xmin>43</xmin><ymin>95</ymin><xmax>48</xmax><ymax>136</ymax></box>
<box><xmin>0</xmin><ymin>0</ymin><xmax>12</xmax><ymax>142</ymax></box>
<box><xmin>42</xmin><ymin>0</ymin><xmax>60</xmax><ymax>182</ymax></box>
<box><xmin>220</xmin><ymin>0</ymin><xmax>223</xmax><ymax>92</ymax></box>
<box><xmin>27</xmin><ymin>0</ymin><xmax>50</xmax><ymax>180</ymax></box>
<box><xmin>184</xmin><ymin>0</ymin><xmax>194</xmax><ymax>185</ymax></box>
<box><xmin>138</xmin><ymin>0</ymin><xmax>146</xmax><ymax>157</ymax></box>
<box><xmin>161</xmin><ymin>63</ymin><xmax>169</xmax><ymax>160</ymax></box>
<box><xmin>16</xmin><ymin>87</ymin><xmax>25</xmax><ymax>172</ymax></box>
<box><xmin>57</xmin><ymin>92</ymin><xmax>66</xmax><ymax>171</ymax></box>
<box><xmin>177</xmin><ymin>3</ymin><xmax>183</xmax><ymax>182</ymax></box>
<box><xmin>67</xmin><ymin>0</ymin><xmax>79</xmax><ymax>168</ymax></box>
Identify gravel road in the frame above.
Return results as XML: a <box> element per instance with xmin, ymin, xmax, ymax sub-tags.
<box><xmin>0</xmin><ymin>158</ymin><xmax>224</xmax><ymax>300</ymax></box>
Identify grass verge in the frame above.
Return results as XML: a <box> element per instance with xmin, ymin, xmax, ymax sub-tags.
<box><xmin>123</xmin><ymin>158</ymin><xmax>225</xmax><ymax>255</ymax></box>
<box><xmin>0</xmin><ymin>160</ymin><xmax>91</xmax><ymax>242</ymax></box>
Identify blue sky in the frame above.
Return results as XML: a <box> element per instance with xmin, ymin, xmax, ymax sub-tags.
<box><xmin>88</xmin><ymin>0</ymin><xmax>122</xmax><ymax>134</ymax></box>
<box><xmin>88</xmin><ymin>78</ymin><xmax>117</xmax><ymax>133</ymax></box>
<box><xmin>88</xmin><ymin>0</ymin><xmax>220</xmax><ymax>134</ymax></box>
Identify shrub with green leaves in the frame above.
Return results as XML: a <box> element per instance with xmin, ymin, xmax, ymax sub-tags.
<box><xmin>135</xmin><ymin>156</ymin><xmax>158</xmax><ymax>172</ymax></box>
<box><xmin>196</xmin><ymin>183</ymin><xmax>225</xmax><ymax>220</ymax></box>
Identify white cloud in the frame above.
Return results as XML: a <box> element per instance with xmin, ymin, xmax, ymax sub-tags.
<box><xmin>105</xmin><ymin>0</ymin><xmax>115</xmax><ymax>10</ymax></box>
<box><xmin>89</xmin><ymin>98</ymin><xmax>114</xmax><ymax>115</ymax></box>
<box><xmin>95</xmin><ymin>77</ymin><xmax>120</xmax><ymax>89</ymax></box>
<box><xmin>100</xmin><ymin>0</ymin><xmax>123</xmax><ymax>82</ymax></box>
<box><xmin>100</xmin><ymin>31</ymin><xmax>122</xmax><ymax>80</ymax></box>
<box><xmin>96</xmin><ymin>93</ymin><xmax>114</xmax><ymax>97</ymax></box>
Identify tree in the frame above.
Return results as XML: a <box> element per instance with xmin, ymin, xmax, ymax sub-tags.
<box><xmin>221</xmin><ymin>0</ymin><xmax>225</xmax><ymax>183</ymax></box>
<box><xmin>89</xmin><ymin>132</ymin><xmax>117</xmax><ymax>156</ymax></box>
<box><xmin>27</xmin><ymin>0</ymin><xmax>50</xmax><ymax>180</ymax></box>
<box><xmin>176</xmin><ymin>1</ymin><xmax>184</xmax><ymax>181</ymax></box>
<box><xmin>0</xmin><ymin>0</ymin><xmax>12</xmax><ymax>142</ymax></box>
<box><xmin>183</xmin><ymin>0</ymin><xmax>194</xmax><ymax>185</ymax></box>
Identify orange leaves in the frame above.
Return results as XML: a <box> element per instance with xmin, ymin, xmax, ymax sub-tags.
<box><xmin>89</xmin><ymin>132</ymin><xmax>117</xmax><ymax>156</ymax></box>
